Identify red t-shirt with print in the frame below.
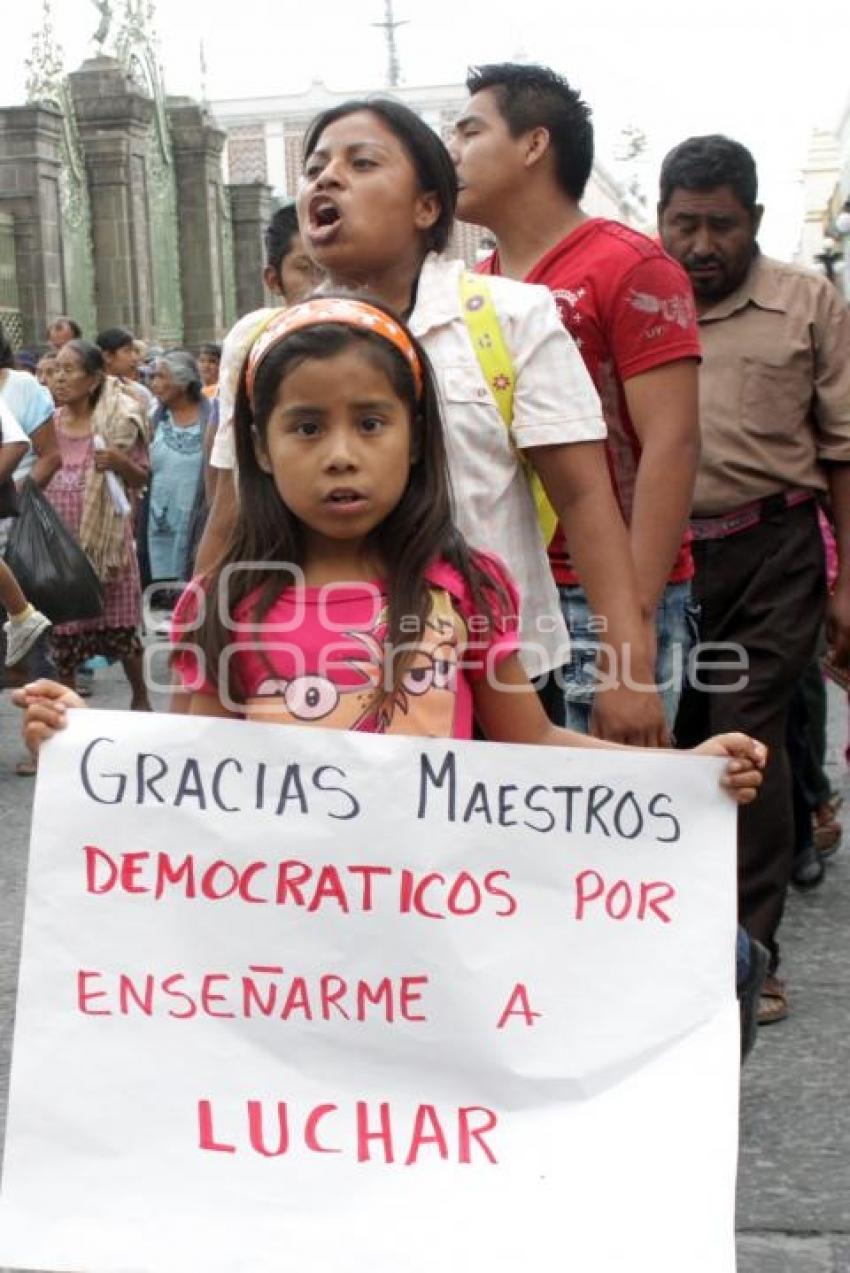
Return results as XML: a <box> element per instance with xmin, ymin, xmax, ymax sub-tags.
<box><xmin>478</xmin><ymin>218</ymin><xmax>701</xmax><ymax>586</ymax></box>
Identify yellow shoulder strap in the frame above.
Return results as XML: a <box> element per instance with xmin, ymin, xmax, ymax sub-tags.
<box><xmin>458</xmin><ymin>272</ymin><xmax>558</xmax><ymax>546</ymax></box>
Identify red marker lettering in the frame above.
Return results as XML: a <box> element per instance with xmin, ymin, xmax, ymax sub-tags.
<box><xmin>405</xmin><ymin>1105</ymin><xmax>449</xmax><ymax>1165</ymax></box>
<box><xmin>458</xmin><ymin>1106</ymin><xmax>499</xmax><ymax>1164</ymax></box>
<box><xmin>356</xmin><ymin>1100</ymin><xmax>394</xmax><ymax>1162</ymax></box>
<box><xmin>305</xmin><ymin>1104</ymin><xmax>340</xmax><ymax>1154</ymax></box>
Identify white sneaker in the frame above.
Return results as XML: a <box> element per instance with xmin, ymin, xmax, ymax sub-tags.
<box><xmin>3</xmin><ymin>609</ymin><xmax>52</xmax><ymax>667</ymax></box>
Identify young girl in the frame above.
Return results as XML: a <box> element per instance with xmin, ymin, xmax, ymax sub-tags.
<box><xmin>16</xmin><ymin>298</ymin><xmax>765</xmax><ymax>802</ymax></box>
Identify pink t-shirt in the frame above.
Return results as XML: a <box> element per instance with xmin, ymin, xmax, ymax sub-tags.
<box><xmin>172</xmin><ymin>556</ymin><xmax>520</xmax><ymax>739</ymax></box>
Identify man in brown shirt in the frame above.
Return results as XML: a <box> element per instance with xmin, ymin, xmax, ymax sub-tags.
<box><xmin>658</xmin><ymin>135</ymin><xmax>850</xmax><ymax>1025</ymax></box>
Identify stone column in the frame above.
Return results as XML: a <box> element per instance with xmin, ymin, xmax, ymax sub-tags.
<box><xmin>168</xmin><ymin>97</ymin><xmax>232</xmax><ymax>346</ymax></box>
<box><xmin>228</xmin><ymin>182</ymin><xmax>273</xmax><ymax>318</ymax></box>
<box><xmin>0</xmin><ymin>104</ymin><xmax>65</xmax><ymax>345</ymax></box>
<box><xmin>264</xmin><ymin>120</ymin><xmax>287</xmax><ymax>197</ymax></box>
<box><xmin>68</xmin><ymin>56</ymin><xmax>155</xmax><ymax>337</ymax></box>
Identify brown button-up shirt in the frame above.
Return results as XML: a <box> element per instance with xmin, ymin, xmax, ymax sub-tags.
<box><xmin>694</xmin><ymin>252</ymin><xmax>850</xmax><ymax>515</ymax></box>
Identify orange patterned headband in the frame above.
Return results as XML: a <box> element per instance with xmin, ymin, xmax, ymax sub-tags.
<box><xmin>245</xmin><ymin>298</ymin><xmax>424</xmax><ymax>403</ymax></box>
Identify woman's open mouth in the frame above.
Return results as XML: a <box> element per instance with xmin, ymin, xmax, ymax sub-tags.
<box><xmin>308</xmin><ymin>197</ymin><xmax>342</xmax><ymax>245</ymax></box>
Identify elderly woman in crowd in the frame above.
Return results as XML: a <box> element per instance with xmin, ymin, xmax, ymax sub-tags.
<box><xmin>144</xmin><ymin>350</ymin><xmax>212</xmax><ymax>588</ymax></box>
<box><xmin>47</xmin><ymin>339</ymin><xmax>149</xmax><ymax>709</ymax></box>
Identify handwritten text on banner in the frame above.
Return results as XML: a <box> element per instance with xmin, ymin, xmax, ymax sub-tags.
<box><xmin>0</xmin><ymin>710</ymin><xmax>740</xmax><ymax>1272</ymax></box>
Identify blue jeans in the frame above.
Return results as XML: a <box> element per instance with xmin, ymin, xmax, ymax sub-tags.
<box><xmin>736</xmin><ymin>926</ymin><xmax>753</xmax><ymax>993</ymax></box>
<box><xmin>558</xmin><ymin>580</ymin><xmax>698</xmax><ymax>735</ymax></box>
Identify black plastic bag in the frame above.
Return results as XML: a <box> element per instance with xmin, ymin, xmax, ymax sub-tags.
<box><xmin>0</xmin><ymin>476</ymin><xmax>18</xmax><ymax>519</ymax></box>
<box><xmin>3</xmin><ymin>480</ymin><xmax>104</xmax><ymax>624</ymax></box>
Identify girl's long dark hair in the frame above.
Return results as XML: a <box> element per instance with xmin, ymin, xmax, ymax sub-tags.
<box><xmin>194</xmin><ymin>296</ymin><xmax>508</xmax><ymax>709</ymax></box>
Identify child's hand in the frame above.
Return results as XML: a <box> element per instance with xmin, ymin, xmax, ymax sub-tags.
<box><xmin>693</xmin><ymin>733</ymin><xmax>768</xmax><ymax>804</ymax></box>
<box><xmin>11</xmin><ymin>679</ymin><xmax>87</xmax><ymax>756</ymax></box>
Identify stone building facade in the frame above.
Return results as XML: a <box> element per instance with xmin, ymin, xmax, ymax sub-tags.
<box><xmin>793</xmin><ymin>121</ymin><xmax>850</xmax><ymax>298</ymax></box>
<box><xmin>0</xmin><ymin>42</ymin><xmax>249</xmax><ymax>352</ymax></box>
<box><xmin>0</xmin><ymin>103</ymin><xmax>68</xmax><ymax>351</ymax></box>
<box><xmin>0</xmin><ymin>32</ymin><xmax>644</xmax><ymax>352</ymax></box>
<box><xmin>834</xmin><ymin>97</ymin><xmax>850</xmax><ymax>297</ymax></box>
<box><xmin>0</xmin><ymin>0</ymin><xmax>272</xmax><ymax>354</ymax></box>
<box><xmin>795</xmin><ymin>130</ymin><xmax>842</xmax><ymax>275</ymax></box>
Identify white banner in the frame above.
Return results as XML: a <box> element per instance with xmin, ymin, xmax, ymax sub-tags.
<box><xmin>0</xmin><ymin>710</ymin><xmax>740</xmax><ymax>1273</ymax></box>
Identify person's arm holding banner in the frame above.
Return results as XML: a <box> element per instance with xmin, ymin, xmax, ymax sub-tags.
<box><xmin>470</xmin><ymin>651</ymin><xmax>766</xmax><ymax>802</ymax></box>
<box><xmin>15</xmin><ymin>667</ymin><xmax>766</xmax><ymax>804</ymax></box>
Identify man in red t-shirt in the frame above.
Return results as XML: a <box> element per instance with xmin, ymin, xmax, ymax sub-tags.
<box><xmin>450</xmin><ymin>62</ymin><xmax>701</xmax><ymax>737</ymax></box>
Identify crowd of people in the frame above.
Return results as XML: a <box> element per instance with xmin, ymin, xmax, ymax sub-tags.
<box><xmin>4</xmin><ymin>62</ymin><xmax>850</xmax><ymax>1053</ymax></box>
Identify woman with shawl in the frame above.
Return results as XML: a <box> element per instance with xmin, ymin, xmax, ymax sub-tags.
<box><xmin>47</xmin><ymin>339</ymin><xmax>150</xmax><ymax>709</ymax></box>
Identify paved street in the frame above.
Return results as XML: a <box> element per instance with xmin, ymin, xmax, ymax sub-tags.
<box><xmin>736</xmin><ymin>683</ymin><xmax>850</xmax><ymax>1273</ymax></box>
<box><xmin>0</xmin><ymin>666</ymin><xmax>848</xmax><ymax>1270</ymax></box>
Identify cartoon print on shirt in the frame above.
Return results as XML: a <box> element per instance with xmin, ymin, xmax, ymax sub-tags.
<box><xmin>376</xmin><ymin>597</ymin><xmax>461</xmax><ymax>735</ymax></box>
<box><xmin>243</xmin><ymin>588</ymin><xmax>466</xmax><ymax>736</ymax></box>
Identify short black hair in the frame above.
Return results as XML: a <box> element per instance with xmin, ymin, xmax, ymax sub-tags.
<box><xmin>465</xmin><ymin>62</ymin><xmax>593</xmax><ymax>202</ymax></box>
<box><xmin>49</xmin><ymin>316</ymin><xmax>82</xmax><ymax>338</ymax></box>
<box><xmin>264</xmin><ymin>203</ymin><xmax>301</xmax><ymax>274</ymax></box>
<box><xmin>15</xmin><ymin>348</ymin><xmax>40</xmax><ymax>373</ymax></box>
<box><xmin>303</xmin><ymin>98</ymin><xmax>457</xmax><ymax>254</ymax></box>
<box><xmin>0</xmin><ymin>322</ymin><xmax>14</xmax><ymax>370</ymax></box>
<box><xmin>199</xmin><ymin>342</ymin><xmax>222</xmax><ymax>361</ymax></box>
<box><xmin>659</xmin><ymin>135</ymin><xmax>758</xmax><ymax>212</ymax></box>
<box><xmin>96</xmin><ymin>326</ymin><xmax>135</xmax><ymax>354</ymax></box>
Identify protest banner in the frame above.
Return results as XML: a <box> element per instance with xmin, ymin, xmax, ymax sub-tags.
<box><xmin>0</xmin><ymin>709</ymin><xmax>739</xmax><ymax>1272</ymax></box>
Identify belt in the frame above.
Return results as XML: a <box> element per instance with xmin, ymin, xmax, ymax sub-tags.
<box><xmin>690</xmin><ymin>489</ymin><xmax>815</xmax><ymax>541</ymax></box>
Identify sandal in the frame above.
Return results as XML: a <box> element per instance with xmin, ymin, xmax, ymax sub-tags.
<box><xmin>15</xmin><ymin>758</ymin><xmax>37</xmax><ymax>777</ymax></box>
<box><xmin>757</xmin><ymin>973</ymin><xmax>789</xmax><ymax>1026</ymax></box>
<box><xmin>792</xmin><ymin>844</ymin><xmax>825</xmax><ymax>889</ymax></box>
<box><xmin>813</xmin><ymin>800</ymin><xmax>842</xmax><ymax>858</ymax></box>
<box><xmin>814</xmin><ymin>820</ymin><xmax>842</xmax><ymax>857</ymax></box>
